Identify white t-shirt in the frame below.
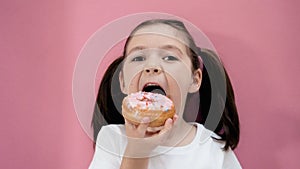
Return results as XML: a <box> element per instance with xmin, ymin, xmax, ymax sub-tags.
<box><xmin>89</xmin><ymin>123</ymin><xmax>242</xmax><ymax>169</ymax></box>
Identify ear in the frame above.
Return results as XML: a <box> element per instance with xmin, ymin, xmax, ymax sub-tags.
<box><xmin>188</xmin><ymin>68</ymin><xmax>202</xmax><ymax>93</ymax></box>
<box><xmin>119</xmin><ymin>71</ymin><xmax>128</xmax><ymax>94</ymax></box>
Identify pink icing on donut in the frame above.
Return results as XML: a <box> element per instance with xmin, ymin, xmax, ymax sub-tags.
<box><xmin>126</xmin><ymin>91</ymin><xmax>173</xmax><ymax>112</ymax></box>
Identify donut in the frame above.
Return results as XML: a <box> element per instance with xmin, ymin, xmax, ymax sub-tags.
<box><xmin>122</xmin><ymin>91</ymin><xmax>175</xmax><ymax>127</ymax></box>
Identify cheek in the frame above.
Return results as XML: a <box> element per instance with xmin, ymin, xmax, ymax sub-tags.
<box><xmin>164</xmin><ymin>63</ymin><xmax>192</xmax><ymax>89</ymax></box>
<box><xmin>163</xmin><ymin>60</ymin><xmax>193</xmax><ymax>115</ymax></box>
<box><xmin>166</xmin><ymin>74</ymin><xmax>190</xmax><ymax>116</ymax></box>
<box><xmin>122</xmin><ymin>62</ymin><xmax>144</xmax><ymax>91</ymax></box>
<box><xmin>127</xmin><ymin>75</ymin><xmax>140</xmax><ymax>93</ymax></box>
<box><xmin>122</xmin><ymin>68</ymin><xmax>142</xmax><ymax>93</ymax></box>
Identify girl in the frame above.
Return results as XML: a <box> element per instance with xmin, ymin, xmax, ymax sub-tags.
<box><xmin>89</xmin><ymin>19</ymin><xmax>241</xmax><ymax>169</ymax></box>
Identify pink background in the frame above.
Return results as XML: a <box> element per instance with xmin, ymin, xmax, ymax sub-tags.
<box><xmin>1</xmin><ymin>0</ymin><xmax>299</xmax><ymax>169</ymax></box>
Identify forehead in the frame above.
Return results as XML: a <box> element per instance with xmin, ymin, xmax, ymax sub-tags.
<box><xmin>126</xmin><ymin>24</ymin><xmax>189</xmax><ymax>55</ymax></box>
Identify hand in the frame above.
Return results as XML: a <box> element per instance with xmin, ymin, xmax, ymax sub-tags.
<box><xmin>123</xmin><ymin>115</ymin><xmax>178</xmax><ymax>157</ymax></box>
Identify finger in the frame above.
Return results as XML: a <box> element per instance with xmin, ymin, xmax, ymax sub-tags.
<box><xmin>159</xmin><ymin>118</ymin><xmax>173</xmax><ymax>135</ymax></box>
<box><xmin>136</xmin><ymin>117</ymin><xmax>150</xmax><ymax>134</ymax></box>
<box><xmin>146</xmin><ymin>126</ymin><xmax>164</xmax><ymax>133</ymax></box>
<box><xmin>124</xmin><ymin>119</ymin><xmax>136</xmax><ymax>130</ymax></box>
<box><xmin>173</xmin><ymin>114</ymin><xmax>178</xmax><ymax>123</ymax></box>
<box><xmin>164</xmin><ymin>118</ymin><xmax>173</xmax><ymax>130</ymax></box>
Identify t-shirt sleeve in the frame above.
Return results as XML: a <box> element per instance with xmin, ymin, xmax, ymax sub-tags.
<box><xmin>88</xmin><ymin>126</ymin><xmax>122</xmax><ymax>169</ymax></box>
<box><xmin>222</xmin><ymin>149</ymin><xmax>243</xmax><ymax>169</ymax></box>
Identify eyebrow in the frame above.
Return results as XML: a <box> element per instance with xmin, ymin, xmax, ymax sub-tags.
<box><xmin>127</xmin><ymin>46</ymin><xmax>146</xmax><ymax>55</ymax></box>
<box><xmin>160</xmin><ymin>45</ymin><xmax>183</xmax><ymax>55</ymax></box>
<box><xmin>127</xmin><ymin>45</ymin><xmax>183</xmax><ymax>56</ymax></box>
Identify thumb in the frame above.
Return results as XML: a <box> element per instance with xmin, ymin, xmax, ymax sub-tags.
<box><xmin>136</xmin><ymin>117</ymin><xmax>150</xmax><ymax>135</ymax></box>
<box><xmin>159</xmin><ymin>118</ymin><xmax>173</xmax><ymax>136</ymax></box>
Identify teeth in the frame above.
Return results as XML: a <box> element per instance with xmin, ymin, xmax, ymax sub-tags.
<box><xmin>146</xmin><ymin>83</ymin><xmax>157</xmax><ymax>86</ymax></box>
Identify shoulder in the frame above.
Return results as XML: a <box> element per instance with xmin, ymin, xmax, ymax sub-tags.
<box><xmin>194</xmin><ymin>123</ymin><xmax>242</xmax><ymax>168</ymax></box>
<box><xmin>95</xmin><ymin>124</ymin><xmax>126</xmax><ymax>146</ymax></box>
<box><xmin>98</xmin><ymin>124</ymin><xmax>125</xmax><ymax>135</ymax></box>
<box><xmin>89</xmin><ymin>125</ymin><xmax>126</xmax><ymax>169</ymax></box>
<box><xmin>194</xmin><ymin>123</ymin><xmax>224</xmax><ymax>147</ymax></box>
<box><xmin>195</xmin><ymin>123</ymin><xmax>242</xmax><ymax>168</ymax></box>
<box><xmin>94</xmin><ymin>124</ymin><xmax>127</xmax><ymax>156</ymax></box>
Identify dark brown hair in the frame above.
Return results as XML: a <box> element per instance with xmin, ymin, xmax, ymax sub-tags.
<box><xmin>92</xmin><ymin>19</ymin><xmax>239</xmax><ymax>150</ymax></box>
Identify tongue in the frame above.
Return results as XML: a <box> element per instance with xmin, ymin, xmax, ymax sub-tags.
<box><xmin>151</xmin><ymin>88</ymin><xmax>166</xmax><ymax>95</ymax></box>
<box><xmin>143</xmin><ymin>85</ymin><xmax>166</xmax><ymax>95</ymax></box>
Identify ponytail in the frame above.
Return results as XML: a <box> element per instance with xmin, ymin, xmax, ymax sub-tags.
<box><xmin>91</xmin><ymin>57</ymin><xmax>125</xmax><ymax>142</ymax></box>
<box><xmin>197</xmin><ymin>49</ymin><xmax>240</xmax><ymax>150</ymax></box>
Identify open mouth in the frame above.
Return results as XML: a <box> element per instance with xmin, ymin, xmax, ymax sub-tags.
<box><xmin>142</xmin><ymin>83</ymin><xmax>166</xmax><ymax>96</ymax></box>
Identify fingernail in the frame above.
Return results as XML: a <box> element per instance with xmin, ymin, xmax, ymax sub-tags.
<box><xmin>167</xmin><ymin>118</ymin><xmax>172</xmax><ymax>124</ymax></box>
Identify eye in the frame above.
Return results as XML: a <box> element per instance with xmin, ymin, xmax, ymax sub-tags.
<box><xmin>162</xmin><ymin>55</ymin><xmax>179</xmax><ymax>61</ymax></box>
<box><xmin>131</xmin><ymin>56</ymin><xmax>145</xmax><ymax>62</ymax></box>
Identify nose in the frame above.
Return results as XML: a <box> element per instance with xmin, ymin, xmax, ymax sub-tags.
<box><xmin>144</xmin><ymin>66</ymin><xmax>162</xmax><ymax>75</ymax></box>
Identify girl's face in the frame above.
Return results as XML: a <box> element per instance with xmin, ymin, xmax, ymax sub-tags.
<box><xmin>119</xmin><ymin>24</ymin><xmax>202</xmax><ymax>116</ymax></box>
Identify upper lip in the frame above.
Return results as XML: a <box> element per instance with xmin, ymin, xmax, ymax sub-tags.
<box><xmin>142</xmin><ymin>82</ymin><xmax>161</xmax><ymax>89</ymax></box>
